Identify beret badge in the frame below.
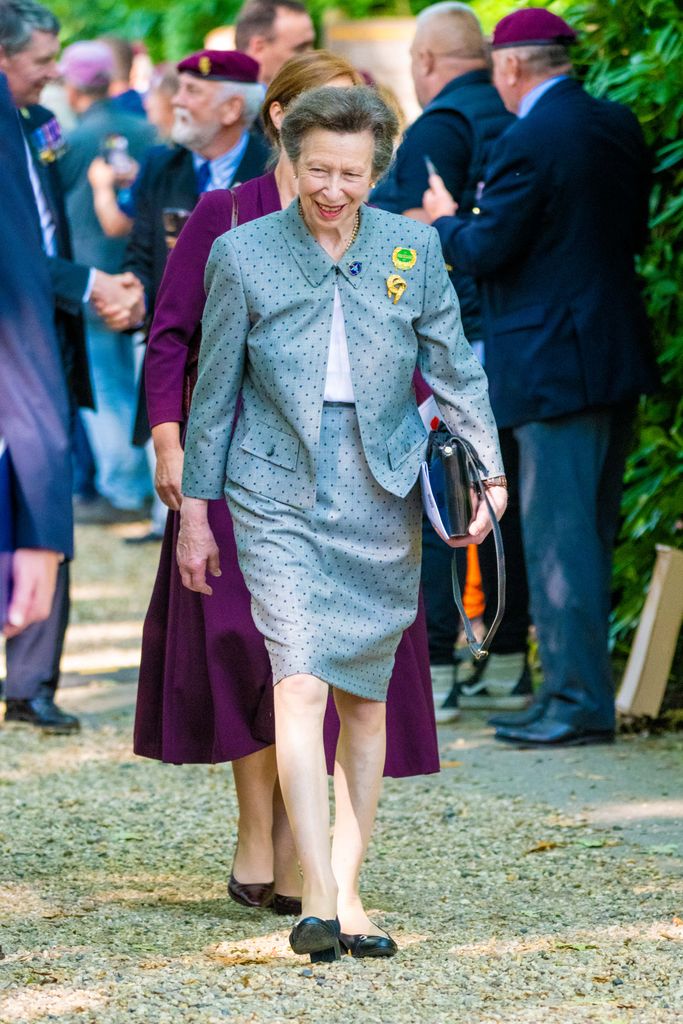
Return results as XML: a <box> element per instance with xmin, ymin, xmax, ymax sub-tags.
<box><xmin>199</xmin><ymin>55</ymin><xmax>212</xmax><ymax>76</ymax></box>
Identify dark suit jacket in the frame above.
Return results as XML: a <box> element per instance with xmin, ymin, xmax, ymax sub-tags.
<box><xmin>0</xmin><ymin>76</ymin><xmax>73</xmax><ymax>558</ymax></box>
<box><xmin>20</xmin><ymin>104</ymin><xmax>93</xmax><ymax>408</ymax></box>
<box><xmin>434</xmin><ymin>78</ymin><xmax>659</xmax><ymax>429</ymax></box>
<box><xmin>125</xmin><ymin>134</ymin><xmax>269</xmax><ymax>314</ymax></box>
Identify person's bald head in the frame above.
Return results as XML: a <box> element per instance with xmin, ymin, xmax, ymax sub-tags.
<box><xmin>410</xmin><ymin>1</ymin><xmax>487</xmax><ymax>108</ymax></box>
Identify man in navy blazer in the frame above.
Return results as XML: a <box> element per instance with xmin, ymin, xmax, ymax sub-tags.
<box><xmin>0</xmin><ymin>72</ymin><xmax>75</xmax><ymax>732</ymax></box>
<box><xmin>424</xmin><ymin>9</ymin><xmax>658</xmax><ymax>748</ymax></box>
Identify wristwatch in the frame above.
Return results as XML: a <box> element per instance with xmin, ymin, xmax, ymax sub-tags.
<box><xmin>483</xmin><ymin>475</ymin><xmax>508</xmax><ymax>489</ymax></box>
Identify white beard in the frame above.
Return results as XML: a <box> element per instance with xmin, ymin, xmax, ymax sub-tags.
<box><xmin>171</xmin><ymin>110</ymin><xmax>220</xmax><ymax>151</ymax></box>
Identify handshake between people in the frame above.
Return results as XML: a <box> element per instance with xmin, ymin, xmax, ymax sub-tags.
<box><xmin>90</xmin><ymin>270</ymin><xmax>146</xmax><ymax>332</ymax></box>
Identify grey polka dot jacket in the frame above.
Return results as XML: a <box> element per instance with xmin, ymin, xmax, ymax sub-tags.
<box><xmin>181</xmin><ymin>200</ymin><xmax>503</xmax><ymax>509</ymax></box>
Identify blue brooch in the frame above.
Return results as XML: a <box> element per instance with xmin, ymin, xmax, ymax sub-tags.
<box><xmin>349</xmin><ymin>261</ymin><xmax>362</xmax><ymax>276</ymax></box>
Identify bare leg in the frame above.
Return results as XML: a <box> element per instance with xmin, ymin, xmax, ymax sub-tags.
<box><xmin>272</xmin><ymin>779</ymin><xmax>302</xmax><ymax>897</ymax></box>
<box><xmin>231</xmin><ymin>747</ymin><xmax>277</xmax><ymax>883</ymax></box>
<box><xmin>274</xmin><ymin>674</ymin><xmax>338</xmax><ymax>919</ymax></box>
<box><xmin>331</xmin><ymin>689</ymin><xmax>386</xmax><ymax>936</ymax></box>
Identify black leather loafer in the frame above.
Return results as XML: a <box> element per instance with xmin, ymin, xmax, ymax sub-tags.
<box><xmin>5</xmin><ymin>686</ymin><xmax>80</xmax><ymax>734</ymax></box>
<box><xmin>272</xmin><ymin>893</ymin><xmax>302</xmax><ymax>916</ymax></box>
<box><xmin>495</xmin><ymin>716</ymin><xmax>615</xmax><ymax>748</ymax></box>
<box><xmin>227</xmin><ymin>874</ymin><xmax>274</xmax><ymax>909</ymax></box>
<box><xmin>340</xmin><ymin>931</ymin><xmax>398</xmax><ymax>958</ymax></box>
<box><xmin>289</xmin><ymin>916</ymin><xmax>341</xmax><ymax>962</ymax></box>
<box><xmin>488</xmin><ymin>699</ymin><xmax>547</xmax><ymax>730</ymax></box>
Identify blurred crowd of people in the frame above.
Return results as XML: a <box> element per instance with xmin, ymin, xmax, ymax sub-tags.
<box><xmin>0</xmin><ymin>0</ymin><xmax>655</xmax><ymax>757</ymax></box>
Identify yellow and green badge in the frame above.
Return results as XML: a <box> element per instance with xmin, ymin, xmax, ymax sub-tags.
<box><xmin>392</xmin><ymin>247</ymin><xmax>417</xmax><ymax>271</ymax></box>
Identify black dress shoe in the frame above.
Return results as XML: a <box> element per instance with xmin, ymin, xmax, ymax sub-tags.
<box><xmin>488</xmin><ymin>700</ymin><xmax>547</xmax><ymax>730</ymax></box>
<box><xmin>340</xmin><ymin>931</ymin><xmax>398</xmax><ymax>958</ymax></box>
<box><xmin>272</xmin><ymin>893</ymin><xmax>302</xmax><ymax>916</ymax></box>
<box><xmin>227</xmin><ymin>873</ymin><xmax>274</xmax><ymax>909</ymax></box>
<box><xmin>4</xmin><ymin>685</ymin><xmax>80</xmax><ymax>734</ymax></box>
<box><xmin>495</xmin><ymin>715</ymin><xmax>615</xmax><ymax>748</ymax></box>
<box><xmin>289</xmin><ymin>916</ymin><xmax>341</xmax><ymax>963</ymax></box>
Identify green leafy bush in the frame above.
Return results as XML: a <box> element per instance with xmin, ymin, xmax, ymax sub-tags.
<box><xmin>561</xmin><ymin>0</ymin><xmax>683</xmax><ymax>666</ymax></box>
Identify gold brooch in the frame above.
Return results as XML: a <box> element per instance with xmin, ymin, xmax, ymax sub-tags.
<box><xmin>387</xmin><ymin>274</ymin><xmax>407</xmax><ymax>303</ymax></box>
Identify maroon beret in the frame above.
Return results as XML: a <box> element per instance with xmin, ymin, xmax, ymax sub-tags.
<box><xmin>177</xmin><ymin>50</ymin><xmax>260</xmax><ymax>83</ymax></box>
<box><xmin>492</xmin><ymin>8</ymin><xmax>577</xmax><ymax>49</ymax></box>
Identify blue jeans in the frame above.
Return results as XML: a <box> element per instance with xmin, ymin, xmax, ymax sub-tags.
<box><xmin>81</xmin><ymin>318</ymin><xmax>151</xmax><ymax>510</ymax></box>
<box><xmin>514</xmin><ymin>403</ymin><xmax>634</xmax><ymax>731</ymax></box>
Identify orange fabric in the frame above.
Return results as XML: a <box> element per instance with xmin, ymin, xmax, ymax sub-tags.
<box><xmin>463</xmin><ymin>544</ymin><xmax>485</xmax><ymax>619</ymax></box>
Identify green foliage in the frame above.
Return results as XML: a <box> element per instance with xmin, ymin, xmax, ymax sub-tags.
<box><xmin>50</xmin><ymin>0</ymin><xmax>246</xmax><ymax>61</ymax></box>
<box><xmin>49</xmin><ymin>0</ymin><xmax>520</xmax><ymax>59</ymax></box>
<box><xmin>561</xmin><ymin>0</ymin><xmax>683</xmax><ymax>653</ymax></box>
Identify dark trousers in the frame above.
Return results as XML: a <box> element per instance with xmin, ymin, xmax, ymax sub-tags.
<box><xmin>514</xmin><ymin>404</ymin><xmax>634</xmax><ymax>731</ymax></box>
<box><xmin>4</xmin><ymin>561</ymin><xmax>70</xmax><ymax>699</ymax></box>
<box><xmin>420</xmin><ymin>429</ymin><xmax>530</xmax><ymax>664</ymax></box>
<box><xmin>72</xmin><ymin>410</ymin><xmax>97</xmax><ymax>498</ymax></box>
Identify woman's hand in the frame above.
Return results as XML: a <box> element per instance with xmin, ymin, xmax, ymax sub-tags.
<box><xmin>155</xmin><ymin>445</ymin><xmax>185</xmax><ymax>511</ymax></box>
<box><xmin>177</xmin><ymin>497</ymin><xmax>221</xmax><ymax>595</ymax></box>
<box><xmin>423</xmin><ymin>172</ymin><xmax>458</xmax><ymax>223</ymax></box>
<box><xmin>446</xmin><ymin>485</ymin><xmax>508</xmax><ymax>548</ymax></box>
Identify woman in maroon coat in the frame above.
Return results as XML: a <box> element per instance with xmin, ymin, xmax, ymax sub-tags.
<box><xmin>134</xmin><ymin>52</ymin><xmax>439</xmax><ymax>936</ymax></box>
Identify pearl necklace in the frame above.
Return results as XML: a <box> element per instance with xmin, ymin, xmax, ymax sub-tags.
<box><xmin>299</xmin><ymin>201</ymin><xmax>360</xmax><ymax>257</ymax></box>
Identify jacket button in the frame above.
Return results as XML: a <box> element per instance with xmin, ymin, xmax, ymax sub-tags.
<box><xmin>266</xmin><ymin>445</ymin><xmax>275</xmax><ymax>457</ymax></box>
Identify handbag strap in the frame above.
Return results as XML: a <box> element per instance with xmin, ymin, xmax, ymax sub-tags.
<box><xmin>448</xmin><ymin>439</ymin><xmax>506</xmax><ymax>661</ymax></box>
<box><xmin>229</xmin><ymin>187</ymin><xmax>239</xmax><ymax>229</ymax></box>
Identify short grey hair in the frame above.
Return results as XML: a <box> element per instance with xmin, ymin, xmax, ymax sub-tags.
<box><xmin>280</xmin><ymin>86</ymin><xmax>399</xmax><ymax>179</ymax></box>
<box><xmin>0</xmin><ymin>0</ymin><xmax>59</xmax><ymax>56</ymax></box>
<box><xmin>215</xmin><ymin>80</ymin><xmax>264</xmax><ymax>129</ymax></box>
<box><xmin>513</xmin><ymin>43</ymin><xmax>572</xmax><ymax>73</ymax></box>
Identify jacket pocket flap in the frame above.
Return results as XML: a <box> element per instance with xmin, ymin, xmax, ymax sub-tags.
<box><xmin>492</xmin><ymin>304</ymin><xmax>546</xmax><ymax>334</ymax></box>
<box><xmin>386</xmin><ymin>411</ymin><xmax>428</xmax><ymax>471</ymax></box>
<box><xmin>240</xmin><ymin>423</ymin><xmax>300</xmax><ymax>472</ymax></box>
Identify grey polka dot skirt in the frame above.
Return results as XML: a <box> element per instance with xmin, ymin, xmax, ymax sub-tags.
<box><xmin>226</xmin><ymin>405</ymin><xmax>422</xmax><ymax>701</ymax></box>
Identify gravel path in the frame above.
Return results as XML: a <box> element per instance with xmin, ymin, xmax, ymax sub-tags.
<box><xmin>1</xmin><ymin>524</ymin><xmax>681</xmax><ymax>1024</ymax></box>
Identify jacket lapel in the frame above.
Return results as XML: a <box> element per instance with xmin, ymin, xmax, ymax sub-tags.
<box><xmin>280</xmin><ymin>201</ymin><xmax>387</xmax><ymax>290</ymax></box>
<box><xmin>280</xmin><ymin>199</ymin><xmax>334</xmax><ymax>287</ymax></box>
<box><xmin>335</xmin><ymin>204</ymin><xmax>377</xmax><ymax>290</ymax></box>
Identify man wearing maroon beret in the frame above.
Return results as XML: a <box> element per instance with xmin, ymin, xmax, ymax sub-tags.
<box><xmin>121</xmin><ymin>50</ymin><xmax>269</xmax><ymax>521</ymax></box>
<box><xmin>125</xmin><ymin>50</ymin><xmax>267</xmax><ymax>324</ymax></box>
<box><xmin>424</xmin><ymin>9</ymin><xmax>659</xmax><ymax>748</ymax></box>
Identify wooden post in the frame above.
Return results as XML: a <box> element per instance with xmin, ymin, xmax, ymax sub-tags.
<box><xmin>616</xmin><ymin>545</ymin><xmax>683</xmax><ymax>718</ymax></box>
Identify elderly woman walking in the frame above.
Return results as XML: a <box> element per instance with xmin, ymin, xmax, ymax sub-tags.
<box><xmin>179</xmin><ymin>87</ymin><xmax>506</xmax><ymax>962</ymax></box>
<box><xmin>136</xmin><ymin>55</ymin><xmax>442</xmax><ymax>938</ymax></box>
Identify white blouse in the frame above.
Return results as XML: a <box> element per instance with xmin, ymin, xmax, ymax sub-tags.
<box><xmin>324</xmin><ymin>285</ymin><xmax>356</xmax><ymax>403</ymax></box>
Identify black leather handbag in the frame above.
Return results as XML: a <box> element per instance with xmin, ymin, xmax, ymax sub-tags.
<box><xmin>425</xmin><ymin>427</ymin><xmax>506</xmax><ymax>660</ymax></box>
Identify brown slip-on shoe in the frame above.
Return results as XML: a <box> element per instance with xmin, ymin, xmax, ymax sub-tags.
<box><xmin>227</xmin><ymin>874</ymin><xmax>274</xmax><ymax>909</ymax></box>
